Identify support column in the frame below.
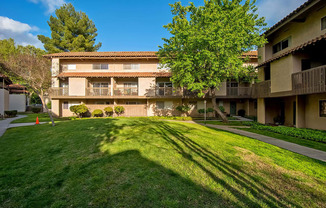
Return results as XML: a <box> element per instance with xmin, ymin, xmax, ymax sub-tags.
<box><xmin>52</xmin><ymin>100</ymin><xmax>60</xmax><ymax>117</ymax></box>
<box><xmin>296</xmin><ymin>95</ymin><xmax>306</xmax><ymax>128</ymax></box>
<box><xmin>257</xmin><ymin>98</ymin><xmax>266</xmax><ymax>124</ymax></box>
<box><xmin>110</xmin><ymin>77</ymin><xmax>114</xmax><ymax>96</ymax></box>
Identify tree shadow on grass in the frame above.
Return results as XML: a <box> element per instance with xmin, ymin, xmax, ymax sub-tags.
<box><xmin>154</xmin><ymin>122</ymin><xmax>305</xmax><ymax>208</ymax></box>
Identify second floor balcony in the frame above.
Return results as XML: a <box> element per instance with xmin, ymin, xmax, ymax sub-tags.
<box><xmin>114</xmin><ymin>87</ymin><xmax>138</xmax><ymax>96</ymax></box>
<box><xmin>226</xmin><ymin>87</ymin><xmax>252</xmax><ymax>98</ymax></box>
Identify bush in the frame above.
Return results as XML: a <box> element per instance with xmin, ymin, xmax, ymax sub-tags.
<box><xmin>176</xmin><ymin>105</ymin><xmax>191</xmax><ymax>113</ymax></box>
<box><xmin>31</xmin><ymin>107</ymin><xmax>42</xmax><ymax>113</ymax></box>
<box><xmin>247</xmin><ymin>122</ymin><xmax>326</xmax><ymax>143</ymax></box>
<box><xmin>238</xmin><ymin>109</ymin><xmax>245</xmax><ymax>117</ymax></box>
<box><xmin>46</xmin><ymin>102</ymin><xmax>51</xmax><ymax>109</ymax></box>
<box><xmin>92</xmin><ymin>109</ymin><xmax>104</xmax><ymax>117</ymax></box>
<box><xmin>114</xmin><ymin>106</ymin><xmax>125</xmax><ymax>116</ymax></box>
<box><xmin>104</xmin><ymin>106</ymin><xmax>113</xmax><ymax>117</ymax></box>
<box><xmin>207</xmin><ymin>108</ymin><xmax>214</xmax><ymax>113</ymax></box>
<box><xmin>198</xmin><ymin>108</ymin><xmax>214</xmax><ymax>114</ymax></box>
<box><xmin>70</xmin><ymin>104</ymin><xmax>88</xmax><ymax>118</ymax></box>
<box><xmin>4</xmin><ymin>110</ymin><xmax>17</xmax><ymax>117</ymax></box>
<box><xmin>218</xmin><ymin>106</ymin><xmax>225</xmax><ymax>113</ymax></box>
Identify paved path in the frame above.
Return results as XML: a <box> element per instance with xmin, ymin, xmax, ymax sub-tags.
<box><xmin>0</xmin><ymin>116</ymin><xmax>46</xmax><ymax>137</ymax></box>
<box><xmin>179</xmin><ymin>121</ymin><xmax>326</xmax><ymax>162</ymax></box>
<box><xmin>202</xmin><ymin>123</ymin><xmax>326</xmax><ymax>162</ymax></box>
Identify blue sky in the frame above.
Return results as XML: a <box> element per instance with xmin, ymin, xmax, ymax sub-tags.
<box><xmin>0</xmin><ymin>0</ymin><xmax>307</xmax><ymax>52</ymax></box>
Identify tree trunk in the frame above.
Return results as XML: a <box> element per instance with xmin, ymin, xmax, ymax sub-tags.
<box><xmin>212</xmin><ymin>97</ymin><xmax>228</xmax><ymax>122</ymax></box>
<box><xmin>39</xmin><ymin>91</ymin><xmax>55</xmax><ymax>127</ymax></box>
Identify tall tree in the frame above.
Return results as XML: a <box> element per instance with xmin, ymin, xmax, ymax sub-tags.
<box><xmin>38</xmin><ymin>3</ymin><xmax>102</xmax><ymax>53</ymax></box>
<box><xmin>0</xmin><ymin>39</ymin><xmax>55</xmax><ymax>126</ymax></box>
<box><xmin>158</xmin><ymin>0</ymin><xmax>267</xmax><ymax>121</ymax></box>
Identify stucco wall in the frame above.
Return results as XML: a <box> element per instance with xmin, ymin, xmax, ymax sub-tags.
<box><xmin>138</xmin><ymin>78</ymin><xmax>155</xmax><ymax>96</ymax></box>
<box><xmin>9</xmin><ymin>94</ymin><xmax>26</xmax><ymax>112</ymax></box>
<box><xmin>305</xmin><ymin>93</ymin><xmax>326</xmax><ymax>130</ymax></box>
<box><xmin>270</xmin><ymin>55</ymin><xmax>293</xmax><ymax>92</ymax></box>
<box><xmin>69</xmin><ymin>78</ymin><xmax>86</xmax><ymax>96</ymax></box>
<box><xmin>0</xmin><ymin>89</ymin><xmax>9</xmax><ymax>116</ymax></box>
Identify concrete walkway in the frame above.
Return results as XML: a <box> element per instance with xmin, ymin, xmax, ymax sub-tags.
<box><xmin>0</xmin><ymin>115</ymin><xmax>46</xmax><ymax>137</ymax></box>
<box><xmin>199</xmin><ymin>123</ymin><xmax>326</xmax><ymax>162</ymax></box>
<box><xmin>175</xmin><ymin>120</ymin><xmax>326</xmax><ymax>162</ymax></box>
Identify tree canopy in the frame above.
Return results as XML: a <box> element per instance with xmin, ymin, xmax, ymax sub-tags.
<box><xmin>38</xmin><ymin>3</ymin><xmax>102</xmax><ymax>53</ymax></box>
<box><xmin>158</xmin><ymin>0</ymin><xmax>267</xmax><ymax>96</ymax></box>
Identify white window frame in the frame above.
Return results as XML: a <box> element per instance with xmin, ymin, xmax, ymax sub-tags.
<box><xmin>123</xmin><ymin>64</ymin><xmax>140</xmax><ymax>70</ymax></box>
<box><xmin>321</xmin><ymin>16</ymin><xmax>326</xmax><ymax>30</ymax></box>
<box><xmin>67</xmin><ymin>64</ymin><xmax>76</xmax><ymax>70</ymax></box>
<box><xmin>93</xmin><ymin>64</ymin><xmax>109</xmax><ymax>70</ymax></box>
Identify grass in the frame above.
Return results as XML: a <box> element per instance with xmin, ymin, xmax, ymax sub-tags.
<box><xmin>237</xmin><ymin>127</ymin><xmax>326</xmax><ymax>152</ymax></box>
<box><xmin>0</xmin><ymin>118</ymin><xmax>325</xmax><ymax>207</ymax></box>
<box><xmin>12</xmin><ymin>113</ymin><xmax>72</xmax><ymax>123</ymax></box>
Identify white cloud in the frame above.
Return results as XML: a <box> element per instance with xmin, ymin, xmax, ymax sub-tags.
<box><xmin>0</xmin><ymin>16</ymin><xmax>43</xmax><ymax>48</ymax></box>
<box><xmin>29</xmin><ymin>0</ymin><xmax>66</xmax><ymax>13</ymax></box>
<box><xmin>257</xmin><ymin>0</ymin><xmax>307</xmax><ymax>26</ymax></box>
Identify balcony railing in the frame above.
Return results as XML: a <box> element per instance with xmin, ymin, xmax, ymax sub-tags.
<box><xmin>292</xmin><ymin>65</ymin><xmax>326</xmax><ymax>95</ymax></box>
<box><xmin>155</xmin><ymin>87</ymin><xmax>182</xmax><ymax>97</ymax></box>
<box><xmin>50</xmin><ymin>87</ymin><xmax>69</xmax><ymax>96</ymax></box>
<box><xmin>86</xmin><ymin>88</ymin><xmax>110</xmax><ymax>96</ymax></box>
<box><xmin>252</xmin><ymin>80</ymin><xmax>271</xmax><ymax>98</ymax></box>
<box><xmin>114</xmin><ymin>87</ymin><xmax>138</xmax><ymax>96</ymax></box>
<box><xmin>227</xmin><ymin>87</ymin><xmax>252</xmax><ymax>97</ymax></box>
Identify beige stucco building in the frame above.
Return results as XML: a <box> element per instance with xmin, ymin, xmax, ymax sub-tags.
<box><xmin>46</xmin><ymin>51</ymin><xmax>258</xmax><ymax>118</ymax></box>
<box><xmin>256</xmin><ymin>0</ymin><xmax>326</xmax><ymax>130</ymax></box>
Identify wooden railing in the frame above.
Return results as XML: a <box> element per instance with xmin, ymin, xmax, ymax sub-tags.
<box><xmin>50</xmin><ymin>87</ymin><xmax>69</xmax><ymax>96</ymax></box>
<box><xmin>292</xmin><ymin>65</ymin><xmax>326</xmax><ymax>95</ymax></box>
<box><xmin>155</xmin><ymin>87</ymin><xmax>182</xmax><ymax>97</ymax></box>
<box><xmin>227</xmin><ymin>87</ymin><xmax>252</xmax><ymax>97</ymax></box>
<box><xmin>252</xmin><ymin>80</ymin><xmax>271</xmax><ymax>98</ymax></box>
<box><xmin>86</xmin><ymin>88</ymin><xmax>110</xmax><ymax>96</ymax></box>
<box><xmin>114</xmin><ymin>87</ymin><xmax>138</xmax><ymax>96</ymax></box>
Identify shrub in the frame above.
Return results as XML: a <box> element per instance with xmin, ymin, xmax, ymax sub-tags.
<box><xmin>198</xmin><ymin>108</ymin><xmax>214</xmax><ymax>114</ymax></box>
<box><xmin>218</xmin><ymin>106</ymin><xmax>225</xmax><ymax>113</ymax></box>
<box><xmin>4</xmin><ymin>110</ymin><xmax>18</xmax><ymax>117</ymax></box>
<box><xmin>176</xmin><ymin>105</ymin><xmax>191</xmax><ymax>113</ymax></box>
<box><xmin>238</xmin><ymin>109</ymin><xmax>245</xmax><ymax>117</ymax></box>
<box><xmin>70</xmin><ymin>104</ymin><xmax>88</xmax><ymax>118</ymax></box>
<box><xmin>207</xmin><ymin>108</ymin><xmax>214</xmax><ymax>113</ymax></box>
<box><xmin>198</xmin><ymin>109</ymin><xmax>205</xmax><ymax>114</ymax></box>
<box><xmin>31</xmin><ymin>107</ymin><xmax>42</xmax><ymax>113</ymax></box>
<box><xmin>104</xmin><ymin>106</ymin><xmax>113</xmax><ymax>117</ymax></box>
<box><xmin>92</xmin><ymin>109</ymin><xmax>104</xmax><ymax>117</ymax></box>
<box><xmin>46</xmin><ymin>102</ymin><xmax>51</xmax><ymax>109</ymax></box>
<box><xmin>247</xmin><ymin>122</ymin><xmax>326</xmax><ymax>143</ymax></box>
<box><xmin>114</xmin><ymin>106</ymin><xmax>125</xmax><ymax>116</ymax></box>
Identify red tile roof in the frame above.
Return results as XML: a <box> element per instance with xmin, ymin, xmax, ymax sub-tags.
<box><xmin>45</xmin><ymin>51</ymin><xmax>258</xmax><ymax>59</ymax></box>
<box><xmin>258</xmin><ymin>34</ymin><xmax>326</xmax><ymax>67</ymax></box>
<box><xmin>57</xmin><ymin>72</ymin><xmax>172</xmax><ymax>78</ymax></box>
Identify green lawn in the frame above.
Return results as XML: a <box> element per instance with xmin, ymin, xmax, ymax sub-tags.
<box><xmin>12</xmin><ymin>113</ymin><xmax>72</xmax><ymax>123</ymax></box>
<box><xmin>237</xmin><ymin>127</ymin><xmax>326</xmax><ymax>152</ymax></box>
<box><xmin>0</xmin><ymin>118</ymin><xmax>325</xmax><ymax>207</ymax></box>
<box><xmin>197</xmin><ymin>120</ymin><xmax>247</xmax><ymax>126</ymax></box>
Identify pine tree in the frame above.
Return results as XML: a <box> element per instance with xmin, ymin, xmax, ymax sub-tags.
<box><xmin>38</xmin><ymin>3</ymin><xmax>102</xmax><ymax>53</ymax></box>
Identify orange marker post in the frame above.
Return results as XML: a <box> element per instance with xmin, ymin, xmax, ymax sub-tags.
<box><xmin>36</xmin><ymin>117</ymin><xmax>39</xmax><ymax>124</ymax></box>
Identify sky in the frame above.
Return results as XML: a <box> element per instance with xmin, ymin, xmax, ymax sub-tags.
<box><xmin>0</xmin><ymin>0</ymin><xmax>307</xmax><ymax>52</ymax></box>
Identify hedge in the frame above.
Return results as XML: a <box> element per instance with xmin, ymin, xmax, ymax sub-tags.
<box><xmin>92</xmin><ymin>109</ymin><xmax>104</xmax><ymax>117</ymax></box>
<box><xmin>246</xmin><ymin>122</ymin><xmax>326</xmax><ymax>143</ymax></box>
<box><xmin>31</xmin><ymin>107</ymin><xmax>42</xmax><ymax>113</ymax></box>
<box><xmin>4</xmin><ymin>110</ymin><xmax>18</xmax><ymax>117</ymax></box>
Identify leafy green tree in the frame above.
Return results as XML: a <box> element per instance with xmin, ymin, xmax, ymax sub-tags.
<box><xmin>38</xmin><ymin>3</ymin><xmax>102</xmax><ymax>53</ymax></box>
<box><xmin>0</xmin><ymin>39</ymin><xmax>55</xmax><ymax>126</ymax></box>
<box><xmin>158</xmin><ymin>0</ymin><xmax>267</xmax><ymax>122</ymax></box>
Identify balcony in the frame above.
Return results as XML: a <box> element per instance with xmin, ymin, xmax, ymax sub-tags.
<box><xmin>86</xmin><ymin>88</ymin><xmax>110</xmax><ymax>96</ymax></box>
<box><xmin>252</xmin><ymin>80</ymin><xmax>271</xmax><ymax>98</ymax></box>
<box><xmin>50</xmin><ymin>87</ymin><xmax>69</xmax><ymax>97</ymax></box>
<box><xmin>292</xmin><ymin>65</ymin><xmax>326</xmax><ymax>95</ymax></box>
<box><xmin>114</xmin><ymin>87</ymin><xmax>138</xmax><ymax>96</ymax></box>
<box><xmin>155</xmin><ymin>87</ymin><xmax>182</xmax><ymax>97</ymax></box>
<box><xmin>227</xmin><ymin>87</ymin><xmax>252</xmax><ymax>98</ymax></box>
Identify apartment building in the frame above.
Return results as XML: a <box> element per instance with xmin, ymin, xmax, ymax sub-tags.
<box><xmin>256</xmin><ymin>0</ymin><xmax>326</xmax><ymax>130</ymax></box>
<box><xmin>0</xmin><ymin>74</ymin><xmax>11</xmax><ymax>116</ymax></box>
<box><xmin>47</xmin><ymin>51</ymin><xmax>258</xmax><ymax>118</ymax></box>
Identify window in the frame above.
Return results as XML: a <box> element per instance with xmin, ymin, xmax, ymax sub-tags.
<box><xmin>93</xmin><ymin>83</ymin><xmax>109</xmax><ymax>88</ymax></box>
<box><xmin>123</xmin><ymin>64</ymin><xmax>140</xmax><ymax>70</ymax></box>
<box><xmin>126</xmin><ymin>101</ymin><xmax>139</xmax><ymax>105</ymax></box>
<box><xmin>156</xmin><ymin>101</ymin><xmax>165</xmax><ymax>109</ymax></box>
<box><xmin>124</xmin><ymin>83</ymin><xmax>137</xmax><ymax>88</ymax></box>
<box><xmin>321</xmin><ymin>16</ymin><xmax>326</xmax><ymax>30</ymax></box>
<box><xmin>156</xmin><ymin>101</ymin><xmax>173</xmax><ymax>110</ymax></box>
<box><xmin>93</xmin><ymin>64</ymin><xmax>109</xmax><ymax>70</ymax></box>
<box><xmin>197</xmin><ymin>101</ymin><xmax>205</xmax><ymax>109</ymax></box>
<box><xmin>320</xmin><ymin>100</ymin><xmax>326</xmax><ymax>117</ymax></box>
<box><xmin>67</xmin><ymin>64</ymin><xmax>76</xmax><ymax>70</ymax></box>
<box><xmin>95</xmin><ymin>101</ymin><xmax>105</xmax><ymax>104</ymax></box>
<box><xmin>63</xmin><ymin>101</ymin><xmax>68</xmax><ymax>109</ymax></box>
<box><xmin>273</xmin><ymin>38</ymin><xmax>290</xmax><ymax>54</ymax></box>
